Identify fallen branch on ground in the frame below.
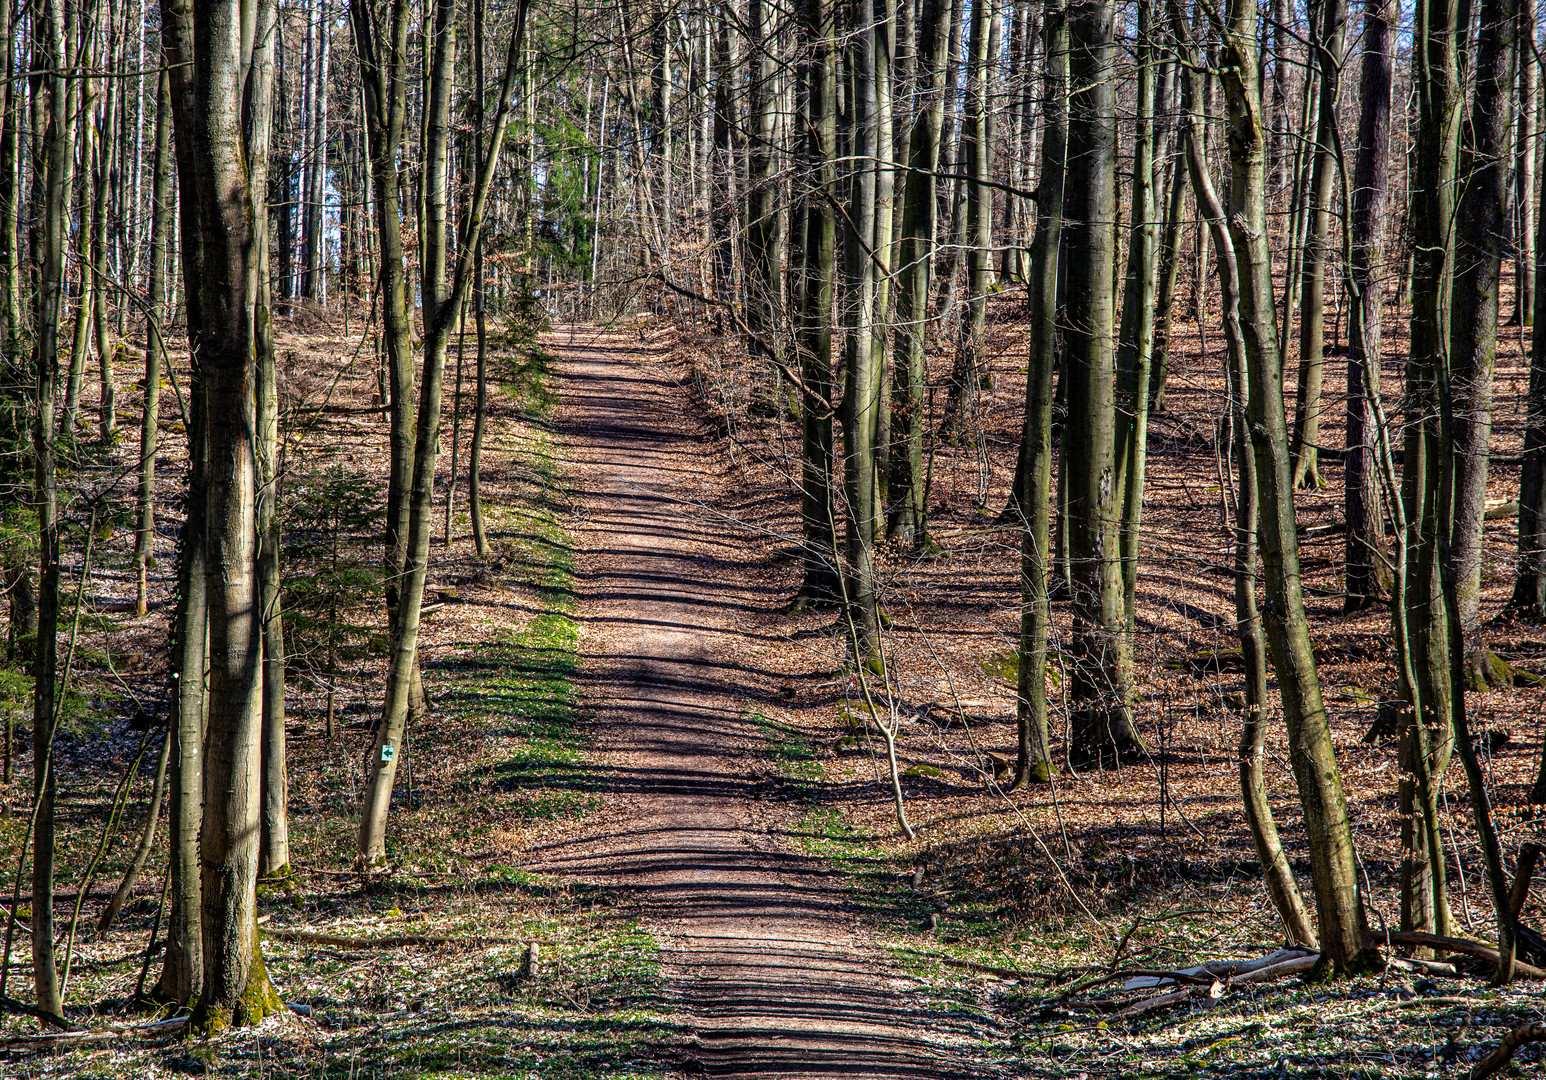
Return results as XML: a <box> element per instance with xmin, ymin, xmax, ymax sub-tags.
<box><xmin>0</xmin><ymin>994</ymin><xmax>80</xmax><ymax>1031</ymax></box>
<box><xmin>1385</xmin><ymin>931</ymin><xmax>1546</xmax><ymax>980</ymax></box>
<box><xmin>0</xmin><ymin>1015</ymin><xmax>186</xmax><ymax>1052</ymax></box>
<box><xmin>262</xmin><ymin>927</ymin><xmax>531</xmax><ymax>949</ymax></box>
<box><xmin>1468</xmin><ymin>1021</ymin><xmax>1546</xmax><ymax>1080</ymax></box>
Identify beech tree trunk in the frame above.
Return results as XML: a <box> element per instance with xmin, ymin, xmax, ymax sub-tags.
<box><xmin>28</xmin><ymin>0</ymin><xmax>71</xmax><ymax>1018</ymax></box>
<box><xmin>1063</xmin><ymin>0</ymin><xmax>1141</xmax><ymax>768</ymax></box>
<box><xmin>794</xmin><ymin>0</ymin><xmax>842</xmax><ymax>605</ymax></box>
<box><xmin>1289</xmin><ymin>0</ymin><xmax>1348</xmax><ymax>491</ymax></box>
<box><xmin>1447</xmin><ymin>0</ymin><xmax>1519</xmax><ymax>631</ymax></box>
<box><xmin>161</xmin><ymin>0</ymin><xmax>282</xmax><ymax>1027</ymax></box>
<box><xmin>1012</xmin><ymin>0</ymin><xmax>1066</xmax><ymax>786</ymax></box>
<box><xmin>1211</xmin><ymin>0</ymin><xmax>1381</xmax><ymax>975</ymax></box>
<box><xmin>888</xmin><ymin>0</ymin><xmax>953</xmax><ymax>547</ymax></box>
<box><xmin>136</xmin><ymin>70</ymin><xmax>172</xmax><ymax>620</ymax></box>
<box><xmin>358</xmin><ymin>0</ymin><xmax>531</xmax><ymax>864</ymax></box>
<box><xmin>1171</xmin><ymin>3</ymin><xmax>1318</xmax><ymax>948</ymax></box>
<box><xmin>1343</xmin><ymin>0</ymin><xmax>1395</xmax><ymax>613</ymax></box>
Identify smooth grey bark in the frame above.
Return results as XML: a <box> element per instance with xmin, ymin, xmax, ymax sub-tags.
<box><xmin>1209</xmin><ymin>0</ymin><xmax>1381</xmax><ymax>975</ymax></box>
<box><xmin>1343</xmin><ymin>0</ymin><xmax>1395</xmax><ymax>613</ymax></box>
<box><xmin>1012</xmin><ymin>0</ymin><xmax>1066</xmax><ymax>787</ymax></box>
<box><xmin>842</xmin><ymin>0</ymin><xmax>881</xmax><ymax>659</ymax></box>
<box><xmin>1447</xmin><ymin>0</ymin><xmax>1520</xmax><ymax>631</ymax></box>
<box><xmin>350</xmin><ymin>0</ymin><xmax>415</xmax><ymax>624</ymax></box>
<box><xmin>888</xmin><ymin>0</ymin><xmax>953</xmax><ymax>547</ymax></box>
<box><xmin>1404</xmin><ymin>0</ymin><xmax>1464</xmax><ymax>941</ymax></box>
<box><xmin>303</xmin><ymin>0</ymin><xmax>329</xmax><ymax>303</ymax></box>
<box><xmin>90</xmin><ymin>51</ymin><xmax>118</xmax><ymax>443</ymax></box>
<box><xmin>1113</xmin><ymin>0</ymin><xmax>1159</xmax><ymax>632</ymax></box>
<box><xmin>794</xmin><ymin>0</ymin><xmax>842</xmax><ymax>605</ymax></box>
<box><xmin>951</xmin><ymin>0</ymin><xmax>999</xmax><ymax>417</ymax></box>
<box><xmin>1171</xmin><ymin>4</ymin><xmax>1318</xmax><ymax>948</ymax></box>
<box><xmin>466</xmin><ymin>0</ymin><xmax>489</xmax><ymax>557</ymax></box>
<box><xmin>1515</xmin><ymin>0</ymin><xmax>1538</xmax><ymax>325</ymax></box>
<box><xmin>27</xmin><ymin>0</ymin><xmax>71</xmax><ymax>1018</ymax></box>
<box><xmin>1289</xmin><ymin>0</ymin><xmax>1348</xmax><ymax>491</ymax></box>
<box><xmin>1063</xmin><ymin>0</ymin><xmax>1141</xmax><ymax>767</ymax></box>
<box><xmin>1147</xmin><ymin>151</ymin><xmax>1186</xmax><ymax>412</ymax></box>
<box><xmin>1442</xmin><ymin>0</ymin><xmax>1523</xmax><ymax>984</ymax></box>
<box><xmin>1517</xmin><ymin>52</ymin><xmax>1546</xmax><ymax>624</ymax></box>
<box><xmin>358</xmin><ymin>0</ymin><xmax>532</xmax><ymax>864</ymax></box>
<box><xmin>135</xmin><ymin>71</ymin><xmax>173</xmax><ymax>620</ymax></box>
<box><xmin>161</xmin><ymin>0</ymin><xmax>282</xmax><ymax>1026</ymax></box>
<box><xmin>745</xmin><ymin>0</ymin><xmax>784</xmax><ymax>381</ymax></box>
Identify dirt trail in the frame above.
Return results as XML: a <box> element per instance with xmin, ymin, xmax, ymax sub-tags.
<box><xmin>529</xmin><ymin>326</ymin><xmax>982</xmax><ymax>1079</ymax></box>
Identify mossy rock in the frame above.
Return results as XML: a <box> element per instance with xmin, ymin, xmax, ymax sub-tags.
<box><xmin>901</xmin><ymin>764</ymin><xmax>943</xmax><ymax>779</ymax></box>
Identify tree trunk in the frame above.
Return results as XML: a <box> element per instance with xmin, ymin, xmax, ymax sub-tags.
<box><xmin>1442</xmin><ymin>0</ymin><xmax>1524</xmax><ymax>983</ymax></box>
<box><xmin>1517</xmin><ymin>47</ymin><xmax>1546</xmax><ymax>621</ymax></box>
<box><xmin>1171</xmin><ymin>6</ymin><xmax>1318</xmax><ymax>948</ymax></box>
<box><xmin>90</xmin><ymin>50</ymin><xmax>117</xmax><ymax>444</ymax></box>
<box><xmin>468</xmin><ymin>0</ymin><xmax>489</xmax><ymax>557</ymax></box>
<box><xmin>359</xmin><ymin>0</ymin><xmax>532</xmax><ymax>863</ymax></box>
<box><xmin>27</xmin><ymin>0</ymin><xmax>72</xmax><ymax>1018</ymax></box>
<box><xmin>303</xmin><ymin>0</ymin><xmax>330</xmax><ymax>303</ymax></box>
<box><xmin>1063</xmin><ymin>0</ymin><xmax>1141</xmax><ymax>768</ymax></box>
<box><xmin>350</xmin><ymin>0</ymin><xmax>416</xmax><ymax>625</ymax></box>
<box><xmin>1113</xmin><ymin>0</ymin><xmax>1159</xmax><ymax>633</ymax></box>
<box><xmin>1012</xmin><ymin>0</ymin><xmax>1066</xmax><ymax>787</ymax></box>
<box><xmin>1147</xmin><ymin>151</ymin><xmax>1186</xmax><ymax>412</ymax></box>
<box><xmin>155</xmin><ymin>0</ymin><xmax>210</xmax><ymax>1003</ymax></box>
<box><xmin>951</xmin><ymin>0</ymin><xmax>999</xmax><ymax>419</ymax></box>
<box><xmin>1343</xmin><ymin>0</ymin><xmax>1395</xmax><ymax>613</ymax></box>
<box><xmin>794</xmin><ymin>0</ymin><xmax>842</xmax><ymax>605</ymax></box>
<box><xmin>1404</xmin><ymin>0</ymin><xmax>1467</xmax><ymax>940</ymax></box>
<box><xmin>887</xmin><ymin>0</ymin><xmax>953</xmax><ymax>547</ymax></box>
<box><xmin>842</xmin><ymin>0</ymin><xmax>882</xmax><ymax>660</ymax></box>
<box><xmin>1447</xmin><ymin>0</ymin><xmax>1520</xmax><ymax>631</ymax></box>
<box><xmin>1210</xmin><ymin>0</ymin><xmax>1381</xmax><ymax>975</ymax></box>
<box><xmin>161</xmin><ymin>0</ymin><xmax>281</xmax><ymax>1028</ymax></box>
<box><xmin>1516</xmin><ymin>0</ymin><xmax>1539</xmax><ymax>326</ymax></box>
<box><xmin>136</xmin><ymin>70</ymin><xmax>172</xmax><ymax>620</ymax></box>
<box><xmin>1289</xmin><ymin>0</ymin><xmax>1347</xmax><ymax>492</ymax></box>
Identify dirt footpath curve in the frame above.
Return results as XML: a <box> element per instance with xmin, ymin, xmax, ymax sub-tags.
<box><xmin>526</xmin><ymin>325</ymin><xmax>988</xmax><ymax>1079</ymax></box>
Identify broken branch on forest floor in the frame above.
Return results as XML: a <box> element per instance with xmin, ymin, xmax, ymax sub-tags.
<box><xmin>0</xmin><ymin>1016</ymin><xmax>190</xmax><ymax>1053</ymax></box>
<box><xmin>1468</xmin><ymin>1021</ymin><xmax>1546</xmax><ymax>1080</ymax></box>
<box><xmin>261</xmin><ymin>926</ymin><xmax>532</xmax><ymax>950</ymax></box>
<box><xmin>1385</xmin><ymin>931</ymin><xmax>1546</xmax><ymax>980</ymax></box>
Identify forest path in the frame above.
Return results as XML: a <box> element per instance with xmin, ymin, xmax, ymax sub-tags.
<box><xmin>529</xmin><ymin>325</ymin><xmax>981</xmax><ymax>1079</ymax></box>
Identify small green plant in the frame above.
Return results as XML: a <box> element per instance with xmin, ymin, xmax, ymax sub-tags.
<box><xmin>283</xmin><ymin>466</ymin><xmax>384</xmax><ymax>738</ymax></box>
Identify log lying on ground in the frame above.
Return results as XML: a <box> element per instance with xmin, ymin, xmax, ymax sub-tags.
<box><xmin>262</xmin><ymin>926</ymin><xmax>530</xmax><ymax>949</ymax></box>
<box><xmin>1386</xmin><ymin>931</ymin><xmax>1546</xmax><ymax>979</ymax></box>
<box><xmin>1469</xmin><ymin>1021</ymin><xmax>1546</xmax><ymax>1080</ymax></box>
<box><xmin>1113</xmin><ymin>953</ymin><xmax>1320</xmax><ymax>1017</ymax></box>
<box><xmin>1120</xmin><ymin>947</ymin><xmax>1316</xmax><ymax>989</ymax></box>
<box><xmin>0</xmin><ymin>1016</ymin><xmax>188</xmax><ymax>1052</ymax></box>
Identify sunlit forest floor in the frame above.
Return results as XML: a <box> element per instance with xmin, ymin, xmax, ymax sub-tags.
<box><xmin>668</xmin><ymin>260</ymin><xmax>1546</xmax><ymax>1075</ymax></box>
<box><xmin>3</xmin><ymin>254</ymin><xmax>1546</xmax><ymax>1076</ymax></box>
<box><xmin>0</xmin><ymin>308</ymin><xmax>679</xmax><ymax>1078</ymax></box>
